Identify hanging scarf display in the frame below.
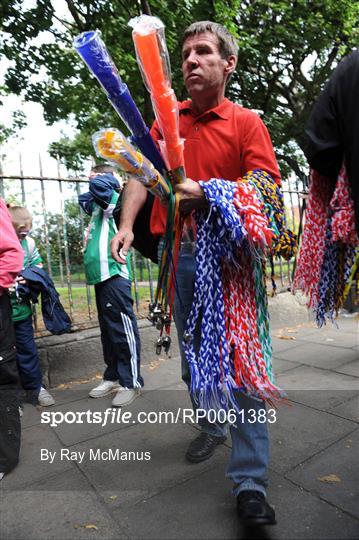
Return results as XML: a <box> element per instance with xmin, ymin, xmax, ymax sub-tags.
<box><xmin>183</xmin><ymin>170</ymin><xmax>293</xmax><ymax>412</ymax></box>
<box><xmin>293</xmin><ymin>166</ymin><xmax>358</xmax><ymax>326</ymax></box>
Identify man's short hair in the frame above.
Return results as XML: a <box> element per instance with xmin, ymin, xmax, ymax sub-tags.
<box><xmin>91</xmin><ymin>164</ymin><xmax>115</xmax><ymax>174</ymax></box>
<box><xmin>182</xmin><ymin>21</ymin><xmax>238</xmax><ymax>60</ymax></box>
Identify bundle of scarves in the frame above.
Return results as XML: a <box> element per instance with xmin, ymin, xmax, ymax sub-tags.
<box><xmin>183</xmin><ymin>170</ymin><xmax>296</xmax><ymax>412</ymax></box>
<box><xmin>293</xmin><ymin>166</ymin><xmax>358</xmax><ymax>326</ymax></box>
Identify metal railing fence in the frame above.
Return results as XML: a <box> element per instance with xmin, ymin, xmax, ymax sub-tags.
<box><xmin>1</xmin><ymin>164</ymin><xmax>307</xmax><ymax>334</ymax></box>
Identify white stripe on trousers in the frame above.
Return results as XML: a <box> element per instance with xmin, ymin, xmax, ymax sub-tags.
<box><xmin>121</xmin><ymin>312</ymin><xmax>141</xmax><ymax>388</ymax></box>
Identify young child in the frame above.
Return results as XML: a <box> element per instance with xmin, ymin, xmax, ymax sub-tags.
<box><xmin>8</xmin><ymin>206</ymin><xmax>55</xmax><ymax>407</ymax></box>
<box><xmin>79</xmin><ymin>164</ymin><xmax>143</xmax><ymax>407</ymax></box>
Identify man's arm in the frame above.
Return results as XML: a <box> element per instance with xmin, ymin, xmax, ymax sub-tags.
<box><xmin>110</xmin><ymin>178</ymin><xmax>147</xmax><ymax>263</ymax></box>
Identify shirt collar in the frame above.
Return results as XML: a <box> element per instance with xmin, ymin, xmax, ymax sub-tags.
<box><xmin>179</xmin><ymin>98</ymin><xmax>231</xmax><ymax>120</ymax></box>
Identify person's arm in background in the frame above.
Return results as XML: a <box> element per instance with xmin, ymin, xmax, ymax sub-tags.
<box><xmin>110</xmin><ymin>178</ymin><xmax>147</xmax><ymax>263</ymax></box>
<box><xmin>0</xmin><ymin>199</ymin><xmax>24</xmax><ymax>294</ymax></box>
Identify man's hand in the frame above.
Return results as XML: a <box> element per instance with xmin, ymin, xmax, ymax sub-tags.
<box><xmin>173</xmin><ymin>178</ymin><xmax>208</xmax><ymax>214</ymax></box>
<box><xmin>110</xmin><ymin>228</ymin><xmax>134</xmax><ymax>263</ymax></box>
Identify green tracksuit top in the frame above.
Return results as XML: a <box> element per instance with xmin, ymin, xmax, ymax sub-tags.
<box><xmin>83</xmin><ymin>192</ymin><xmax>132</xmax><ymax>285</ymax></box>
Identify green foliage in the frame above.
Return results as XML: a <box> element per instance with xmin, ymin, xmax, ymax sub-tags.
<box><xmin>31</xmin><ymin>198</ymin><xmax>89</xmax><ymax>271</ymax></box>
<box><xmin>1</xmin><ymin>0</ymin><xmax>358</xmax><ymax>180</ymax></box>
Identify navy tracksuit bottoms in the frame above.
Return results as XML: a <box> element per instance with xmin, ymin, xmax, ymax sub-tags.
<box><xmin>95</xmin><ymin>275</ymin><xmax>143</xmax><ymax>389</ymax></box>
<box><xmin>14</xmin><ymin>315</ymin><xmax>42</xmax><ymax>392</ymax></box>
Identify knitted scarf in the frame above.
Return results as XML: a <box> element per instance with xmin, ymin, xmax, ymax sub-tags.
<box><xmin>293</xmin><ymin>166</ymin><xmax>358</xmax><ymax>326</ymax></box>
<box><xmin>183</xmin><ymin>170</ymin><xmax>294</xmax><ymax>412</ymax></box>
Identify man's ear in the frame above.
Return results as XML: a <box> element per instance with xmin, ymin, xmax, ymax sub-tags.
<box><xmin>224</xmin><ymin>55</ymin><xmax>237</xmax><ymax>77</ymax></box>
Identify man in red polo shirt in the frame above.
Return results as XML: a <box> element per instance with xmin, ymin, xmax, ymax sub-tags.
<box><xmin>111</xmin><ymin>21</ymin><xmax>279</xmax><ymax>525</ymax></box>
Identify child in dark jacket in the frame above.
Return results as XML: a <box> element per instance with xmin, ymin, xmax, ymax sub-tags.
<box><xmin>8</xmin><ymin>206</ymin><xmax>55</xmax><ymax>407</ymax></box>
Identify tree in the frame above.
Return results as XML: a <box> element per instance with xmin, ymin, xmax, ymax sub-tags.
<box><xmin>219</xmin><ymin>0</ymin><xmax>359</xmax><ymax>180</ymax></box>
<box><xmin>31</xmin><ymin>198</ymin><xmax>89</xmax><ymax>278</ymax></box>
<box><xmin>1</xmin><ymin>0</ymin><xmax>358</xmax><ymax>179</ymax></box>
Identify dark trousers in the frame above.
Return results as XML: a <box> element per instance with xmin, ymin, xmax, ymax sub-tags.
<box><xmin>95</xmin><ymin>276</ymin><xmax>143</xmax><ymax>389</ymax></box>
<box><xmin>0</xmin><ymin>293</ymin><xmax>21</xmax><ymax>474</ymax></box>
<box><xmin>14</xmin><ymin>315</ymin><xmax>42</xmax><ymax>392</ymax></box>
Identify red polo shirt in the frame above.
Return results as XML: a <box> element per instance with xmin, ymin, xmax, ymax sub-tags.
<box><xmin>150</xmin><ymin>98</ymin><xmax>281</xmax><ymax>236</ymax></box>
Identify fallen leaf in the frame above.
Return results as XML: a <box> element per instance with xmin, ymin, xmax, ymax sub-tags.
<box><xmin>275</xmin><ymin>335</ymin><xmax>296</xmax><ymax>340</ymax></box>
<box><xmin>74</xmin><ymin>523</ymin><xmax>98</xmax><ymax>530</ymax></box>
<box><xmin>287</xmin><ymin>329</ymin><xmax>298</xmax><ymax>334</ymax></box>
<box><xmin>317</xmin><ymin>474</ymin><xmax>341</xmax><ymax>483</ymax></box>
<box><xmin>109</xmin><ymin>495</ymin><xmax>118</xmax><ymax>501</ymax></box>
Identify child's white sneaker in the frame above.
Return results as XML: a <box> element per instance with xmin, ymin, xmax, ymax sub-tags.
<box><xmin>38</xmin><ymin>387</ymin><xmax>55</xmax><ymax>407</ymax></box>
<box><xmin>89</xmin><ymin>380</ymin><xmax>120</xmax><ymax>398</ymax></box>
<box><xmin>112</xmin><ymin>388</ymin><xmax>140</xmax><ymax>408</ymax></box>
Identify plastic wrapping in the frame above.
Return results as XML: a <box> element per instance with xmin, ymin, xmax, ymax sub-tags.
<box><xmin>73</xmin><ymin>30</ymin><xmax>166</xmax><ymax>174</ymax></box>
<box><xmin>92</xmin><ymin>128</ymin><xmax>170</xmax><ymax>202</ymax></box>
<box><xmin>129</xmin><ymin>15</ymin><xmax>185</xmax><ymax>182</ymax></box>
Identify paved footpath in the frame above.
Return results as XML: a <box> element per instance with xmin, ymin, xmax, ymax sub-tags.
<box><xmin>1</xmin><ymin>304</ymin><xmax>358</xmax><ymax>540</ymax></box>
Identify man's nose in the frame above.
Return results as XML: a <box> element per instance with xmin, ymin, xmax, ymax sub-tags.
<box><xmin>186</xmin><ymin>51</ymin><xmax>199</xmax><ymax>67</ymax></box>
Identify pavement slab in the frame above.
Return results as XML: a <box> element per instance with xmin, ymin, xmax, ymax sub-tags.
<box><xmin>49</xmin><ymin>392</ymin><xmax>157</xmax><ymax>447</ymax></box>
<box><xmin>327</xmin><ymin>395</ymin><xmax>359</xmax><ymax>423</ymax></box>
<box><xmin>0</xmin><ymin>470</ymin><xmax>125</xmax><ymax>540</ymax></box>
<box><xmin>73</xmin><ymin>421</ymin><xmax>230</xmax><ymax>508</ymax></box>
<box><xmin>286</xmin><ymin>428</ymin><xmax>359</xmax><ymax>519</ymax></box>
<box><xmin>272</xmin><ymin>357</ymin><xmax>301</xmax><ymax>374</ymax></box>
<box><xmin>276</xmin><ymin>365</ymin><xmax>358</xmax><ymax>410</ymax></box>
<box><xmin>298</xmin><ymin>328</ymin><xmax>358</xmax><ymax>349</ymax></box>
<box><xmin>1</xmin><ymin>424</ymin><xmax>74</xmax><ymax>491</ymax></box>
<box><xmin>49</xmin><ymin>379</ymin><xmax>101</xmax><ymax>406</ymax></box>
<box><xmin>111</xmin><ymin>466</ymin><xmax>359</xmax><ymax>540</ymax></box>
<box><xmin>140</xmin><ymin>355</ymin><xmax>182</xmax><ymax>390</ymax></box>
<box><xmin>20</xmin><ymin>403</ymin><xmax>42</xmax><ymax>430</ymax></box>
<box><xmin>268</xmin><ymin>400</ymin><xmax>357</xmax><ymax>475</ymax></box>
<box><xmin>333</xmin><ymin>359</ymin><xmax>359</xmax><ymax>377</ymax></box>
<box><xmin>275</xmin><ymin>342</ymin><xmax>358</xmax><ymax>370</ymax></box>
<box><xmin>271</xmin><ymin>336</ymin><xmax>304</xmax><ymax>354</ymax></box>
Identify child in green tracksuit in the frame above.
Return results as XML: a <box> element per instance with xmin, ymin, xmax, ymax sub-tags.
<box><xmin>8</xmin><ymin>206</ymin><xmax>55</xmax><ymax>407</ymax></box>
<box><xmin>78</xmin><ymin>165</ymin><xmax>143</xmax><ymax>407</ymax></box>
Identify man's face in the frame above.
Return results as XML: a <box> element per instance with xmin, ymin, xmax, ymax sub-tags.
<box><xmin>182</xmin><ymin>32</ymin><xmax>233</xmax><ymax>99</ymax></box>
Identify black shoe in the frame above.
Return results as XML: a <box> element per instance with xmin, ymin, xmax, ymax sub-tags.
<box><xmin>185</xmin><ymin>432</ymin><xmax>226</xmax><ymax>463</ymax></box>
<box><xmin>237</xmin><ymin>490</ymin><xmax>276</xmax><ymax>526</ymax></box>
